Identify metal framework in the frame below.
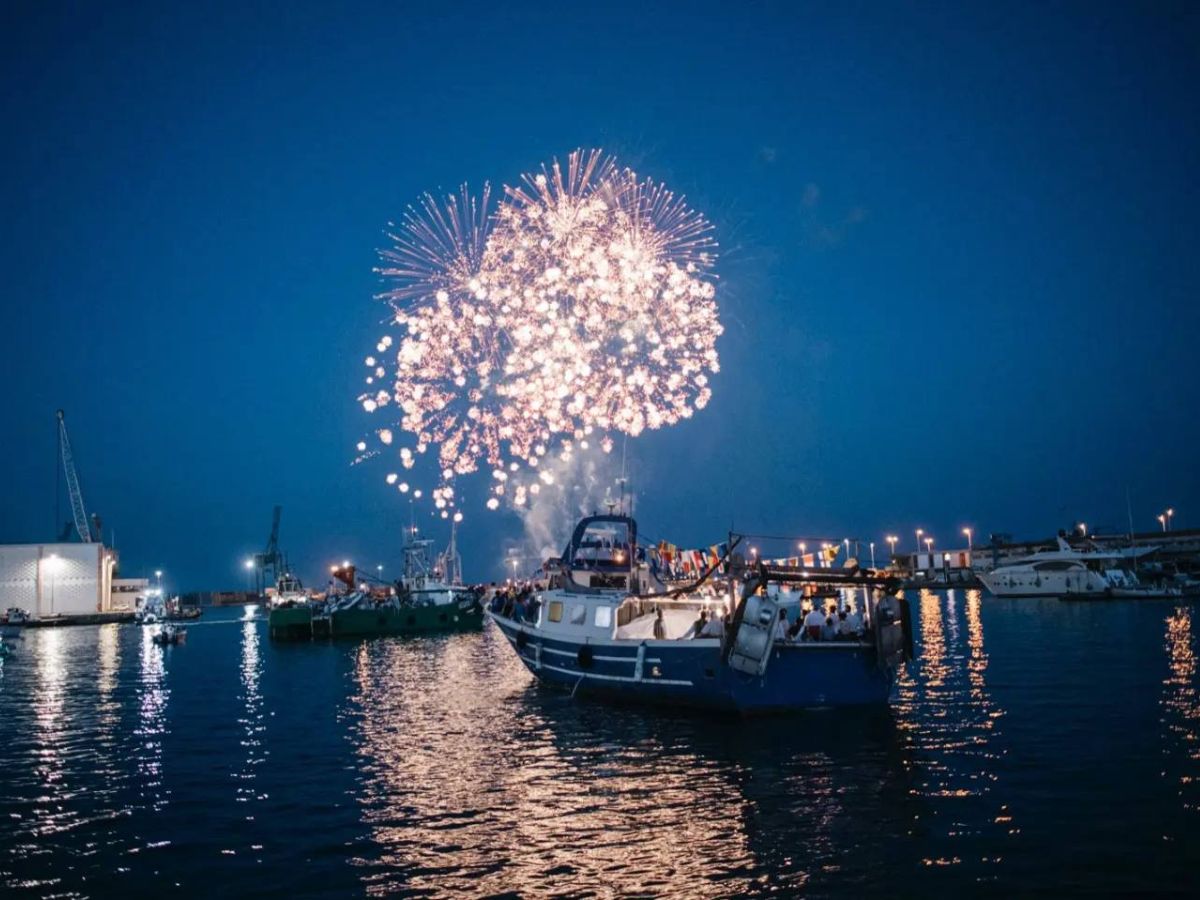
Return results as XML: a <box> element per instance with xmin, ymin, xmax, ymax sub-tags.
<box><xmin>56</xmin><ymin>410</ymin><xmax>93</xmax><ymax>543</ymax></box>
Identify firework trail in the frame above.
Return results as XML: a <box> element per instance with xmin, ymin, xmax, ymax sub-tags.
<box><xmin>360</xmin><ymin>149</ymin><xmax>721</xmax><ymax>517</ymax></box>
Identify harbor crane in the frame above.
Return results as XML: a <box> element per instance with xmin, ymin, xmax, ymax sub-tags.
<box><xmin>56</xmin><ymin>409</ymin><xmax>99</xmax><ymax>543</ymax></box>
<box><xmin>251</xmin><ymin>505</ymin><xmax>286</xmax><ymax>596</ymax></box>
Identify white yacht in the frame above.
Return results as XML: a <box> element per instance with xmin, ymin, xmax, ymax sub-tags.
<box><xmin>977</xmin><ymin>537</ymin><xmax>1151</xmax><ymax>598</ymax></box>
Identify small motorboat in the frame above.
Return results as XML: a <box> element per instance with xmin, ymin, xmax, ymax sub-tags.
<box><xmin>4</xmin><ymin>608</ymin><xmax>29</xmax><ymax>626</ymax></box>
<box><xmin>152</xmin><ymin>623</ymin><xmax>187</xmax><ymax>646</ymax></box>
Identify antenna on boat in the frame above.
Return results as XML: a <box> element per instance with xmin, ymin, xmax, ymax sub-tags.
<box><xmin>1125</xmin><ymin>486</ymin><xmax>1136</xmax><ymax>551</ymax></box>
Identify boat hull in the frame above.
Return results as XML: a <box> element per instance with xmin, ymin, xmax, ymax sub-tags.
<box><xmin>491</xmin><ymin>614</ymin><xmax>896</xmax><ymax>713</ymax></box>
<box><xmin>269</xmin><ymin>601</ymin><xmax>484</xmax><ymax>640</ymax></box>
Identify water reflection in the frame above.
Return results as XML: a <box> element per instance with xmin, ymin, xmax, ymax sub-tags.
<box><xmin>136</xmin><ymin>627</ymin><xmax>170</xmax><ymax>811</ymax></box>
<box><xmin>235</xmin><ymin>617</ymin><xmax>266</xmax><ymax>824</ymax></box>
<box><xmin>1162</xmin><ymin>606</ymin><xmax>1199</xmax><ymax>813</ymax></box>
<box><xmin>33</xmin><ymin>628</ymin><xmax>67</xmax><ymax>791</ymax></box>
<box><xmin>895</xmin><ymin>589</ymin><xmax>1012</xmax><ymax>871</ymax></box>
<box><xmin>346</xmin><ymin>629</ymin><xmax>919</xmax><ymax>896</ymax></box>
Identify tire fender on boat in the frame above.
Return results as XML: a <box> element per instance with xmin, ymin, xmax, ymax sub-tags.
<box><xmin>577</xmin><ymin>644</ymin><xmax>594</xmax><ymax>670</ymax></box>
<box><xmin>515</xmin><ymin>628</ymin><xmax>529</xmax><ymax>650</ymax></box>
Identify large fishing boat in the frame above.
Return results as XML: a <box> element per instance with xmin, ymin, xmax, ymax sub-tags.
<box><xmin>490</xmin><ymin>514</ymin><xmax>912</xmax><ymax>713</ymax></box>
<box><xmin>268</xmin><ymin>524</ymin><xmax>483</xmax><ymax>639</ymax></box>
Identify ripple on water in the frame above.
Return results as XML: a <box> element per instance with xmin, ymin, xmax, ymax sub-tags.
<box><xmin>2</xmin><ymin>599</ymin><xmax>1200</xmax><ymax>896</ymax></box>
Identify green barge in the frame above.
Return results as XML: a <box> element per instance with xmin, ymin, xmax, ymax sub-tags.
<box><xmin>269</xmin><ymin>598</ymin><xmax>483</xmax><ymax>640</ymax></box>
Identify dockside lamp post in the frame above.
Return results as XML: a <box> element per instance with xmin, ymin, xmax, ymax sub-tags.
<box><xmin>44</xmin><ymin>553</ymin><xmax>62</xmax><ymax>616</ymax></box>
<box><xmin>155</xmin><ymin>569</ymin><xmax>162</xmax><ymax>597</ymax></box>
<box><xmin>924</xmin><ymin>537</ymin><xmax>934</xmax><ymax>557</ymax></box>
<box><xmin>915</xmin><ymin>528</ymin><xmax>924</xmax><ymax>554</ymax></box>
<box><xmin>1159</xmin><ymin>514</ymin><xmax>1167</xmax><ymax>532</ymax></box>
<box><xmin>962</xmin><ymin>527</ymin><xmax>973</xmax><ymax>551</ymax></box>
<box><xmin>886</xmin><ymin>535</ymin><xmax>898</xmax><ymax>566</ymax></box>
<box><xmin>1167</xmin><ymin>508</ymin><xmax>1175</xmax><ymax>531</ymax></box>
<box><xmin>869</xmin><ymin>542</ymin><xmax>876</xmax><ymax>568</ymax></box>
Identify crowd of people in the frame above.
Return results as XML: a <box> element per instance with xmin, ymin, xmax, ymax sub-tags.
<box><xmin>486</xmin><ymin>583</ymin><xmax>540</xmax><ymax>623</ymax></box>
<box><xmin>778</xmin><ymin>602</ymin><xmax>864</xmax><ymax>642</ymax></box>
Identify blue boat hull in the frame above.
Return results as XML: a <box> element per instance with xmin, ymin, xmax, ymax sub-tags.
<box><xmin>491</xmin><ymin>614</ymin><xmax>896</xmax><ymax>713</ymax></box>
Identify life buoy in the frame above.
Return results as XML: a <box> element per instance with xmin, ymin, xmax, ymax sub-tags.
<box><xmin>515</xmin><ymin>629</ymin><xmax>529</xmax><ymax>650</ymax></box>
<box><xmin>577</xmin><ymin>644</ymin><xmax>594</xmax><ymax>669</ymax></box>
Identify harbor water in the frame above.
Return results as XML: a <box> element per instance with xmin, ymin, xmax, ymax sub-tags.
<box><xmin>2</xmin><ymin>593</ymin><xmax>1198</xmax><ymax>896</ymax></box>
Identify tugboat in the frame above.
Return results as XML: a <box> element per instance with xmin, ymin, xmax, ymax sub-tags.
<box><xmin>490</xmin><ymin>514</ymin><xmax>912</xmax><ymax>713</ymax></box>
<box><xmin>268</xmin><ymin>523</ymin><xmax>483</xmax><ymax>640</ymax></box>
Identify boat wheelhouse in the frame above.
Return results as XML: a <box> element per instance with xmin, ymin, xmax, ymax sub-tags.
<box><xmin>491</xmin><ymin>514</ymin><xmax>912</xmax><ymax>713</ymax></box>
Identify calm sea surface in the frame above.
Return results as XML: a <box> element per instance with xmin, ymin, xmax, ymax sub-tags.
<box><xmin>2</xmin><ymin>593</ymin><xmax>1198</xmax><ymax>897</ymax></box>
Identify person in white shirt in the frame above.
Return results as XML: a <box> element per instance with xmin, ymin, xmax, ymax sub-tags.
<box><xmin>803</xmin><ymin>605</ymin><xmax>826</xmax><ymax>641</ymax></box>
<box><xmin>841</xmin><ymin>605</ymin><xmax>864</xmax><ymax>637</ymax></box>
<box><xmin>774</xmin><ymin>609</ymin><xmax>789</xmax><ymax>642</ymax></box>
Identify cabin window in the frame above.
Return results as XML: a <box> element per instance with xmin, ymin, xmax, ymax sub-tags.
<box><xmin>548</xmin><ymin>601</ymin><xmax>563</xmax><ymax>623</ymax></box>
<box><xmin>594</xmin><ymin>606</ymin><xmax>612</xmax><ymax>628</ymax></box>
<box><xmin>570</xmin><ymin>605</ymin><xmax>587</xmax><ymax>625</ymax></box>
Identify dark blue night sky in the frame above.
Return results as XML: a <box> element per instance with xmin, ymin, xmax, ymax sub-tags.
<box><xmin>2</xmin><ymin>1</ymin><xmax>1197</xmax><ymax>589</ymax></box>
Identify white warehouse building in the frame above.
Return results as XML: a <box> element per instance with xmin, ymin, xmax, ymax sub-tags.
<box><xmin>0</xmin><ymin>543</ymin><xmax>117</xmax><ymax>619</ymax></box>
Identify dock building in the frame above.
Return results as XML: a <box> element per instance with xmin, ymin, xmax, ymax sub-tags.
<box><xmin>0</xmin><ymin>543</ymin><xmax>118</xmax><ymax>618</ymax></box>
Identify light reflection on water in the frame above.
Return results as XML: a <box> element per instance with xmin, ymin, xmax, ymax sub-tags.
<box><xmin>1</xmin><ymin>598</ymin><xmax>1199</xmax><ymax>896</ymax></box>
<box><xmin>234</xmin><ymin>618</ymin><xmax>266</xmax><ymax>821</ymax></box>
<box><xmin>345</xmin><ymin>626</ymin><xmax>914</xmax><ymax>897</ymax></box>
<box><xmin>893</xmin><ymin>589</ymin><xmax>1011</xmax><ymax>873</ymax></box>
<box><xmin>1162</xmin><ymin>606</ymin><xmax>1199</xmax><ymax>812</ymax></box>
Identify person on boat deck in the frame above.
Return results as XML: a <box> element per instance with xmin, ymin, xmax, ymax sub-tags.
<box><xmin>787</xmin><ymin>614</ymin><xmax>805</xmax><ymax>641</ymax></box>
<box><xmin>512</xmin><ymin>595</ymin><xmax>527</xmax><ymax>623</ymax></box>
<box><xmin>689</xmin><ymin>610</ymin><xmax>709</xmax><ymax>638</ymax></box>
<box><xmin>840</xmin><ymin>605</ymin><xmax>864</xmax><ymax>638</ymax></box>
<box><xmin>821</xmin><ymin>605</ymin><xmax>839</xmax><ymax>641</ymax></box>
<box><xmin>700</xmin><ymin>612</ymin><xmax>724</xmax><ymax>638</ymax></box>
<box><xmin>653</xmin><ymin>608</ymin><xmax>666</xmax><ymax>640</ymax></box>
<box><xmin>803</xmin><ymin>604</ymin><xmax>826</xmax><ymax>641</ymax></box>
<box><xmin>774</xmin><ymin>609</ymin><xmax>789</xmax><ymax>642</ymax></box>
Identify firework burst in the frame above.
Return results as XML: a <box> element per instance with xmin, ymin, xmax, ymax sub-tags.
<box><xmin>361</xmin><ymin>149</ymin><xmax>721</xmax><ymax>514</ymax></box>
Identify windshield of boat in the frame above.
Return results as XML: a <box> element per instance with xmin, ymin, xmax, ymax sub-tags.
<box><xmin>571</xmin><ymin>522</ymin><xmax>634</xmax><ymax>569</ymax></box>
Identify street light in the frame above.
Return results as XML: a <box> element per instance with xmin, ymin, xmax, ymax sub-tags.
<box><xmin>962</xmin><ymin>527</ymin><xmax>973</xmax><ymax>550</ymax></box>
<box><xmin>843</xmin><ymin>538</ymin><xmax>850</xmax><ymax>560</ymax></box>
<box><xmin>1167</xmin><ymin>508</ymin><xmax>1175</xmax><ymax>531</ymax></box>
<box><xmin>886</xmin><ymin>535</ymin><xmax>898</xmax><ymax>561</ymax></box>
<box><xmin>924</xmin><ymin>537</ymin><xmax>933</xmax><ymax>555</ymax></box>
<box><xmin>1159</xmin><ymin>514</ymin><xmax>1167</xmax><ymax>532</ymax></box>
<box><xmin>915</xmin><ymin>528</ymin><xmax>923</xmax><ymax>553</ymax></box>
<box><xmin>155</xmin><ymin>569</ymin><xmax>163</xmax><ymax>598</ymax></box>
<box><xmin>869</xmin><ymin>542</ymin><xmax>876</xmax><ymax>568</ymax></box>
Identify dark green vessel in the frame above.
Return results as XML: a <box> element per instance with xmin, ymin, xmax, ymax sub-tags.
<box><xmin>268</xmin><ymin>596</ymin><xmax>484</xmax><ymax>640</ymax></box>
<box><xmin>267</xmin><ymin>522</ymin><xmax>483</xmax><ymax>640</ymax></box>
